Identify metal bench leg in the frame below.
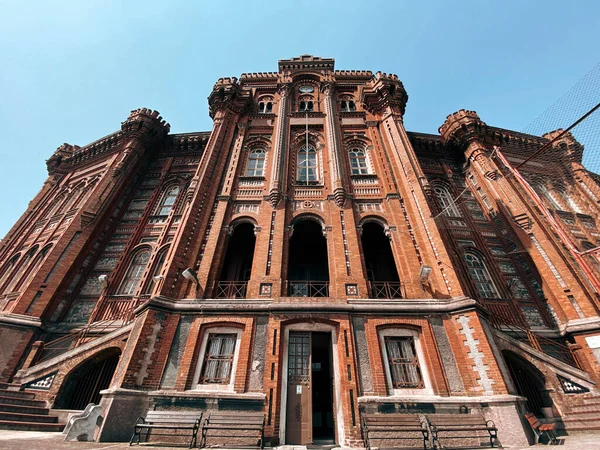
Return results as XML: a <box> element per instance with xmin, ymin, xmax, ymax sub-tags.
<box><xmin>129</xmin><ymin>427</ymin><xmax>140</xmax><ymax>446</ymax></box>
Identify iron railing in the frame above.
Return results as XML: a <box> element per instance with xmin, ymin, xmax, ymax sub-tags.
<box><xmin>482</xmin><ymin>301</ymin><xmax>583</xmax><ymax>369</ymax></box>
<box><xmin>214</xmin><ymin>281</ymin><xmax>248</xmax><ymax>299</ymax></box>
<box><xmin>288</xmin><ymin>280</ymin><xmax>329</xmax><ymax>297</ymax></box>
<box><xmin>368</xmin><ymin>281</ymin><xmax>404</xmax><ymax>299</ymax></box>
<box><xmin>35</xmin><ymin>295</ymin><xmax>145</xmax><ymax>364</ymax></box>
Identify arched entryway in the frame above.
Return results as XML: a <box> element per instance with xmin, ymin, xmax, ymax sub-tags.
<box><xmin>502</xmin><ymin>350</ymin><xmax>553</xmax><ymax>417</ymax></box>
<box><xmin>287</xmin><ymin>219</ymin><xmax>329</xmax><ymax>297</ymax></box>
<box><xmin>216</xmin><ymin>222</ymin><xmax>257</xmax><ymax>298</ymax></box>
<box><xmin>54</xmin><ymin>348</ymin><xmax>121</xmax><ymax>410</ymax></box>
<box><xmin>360</xmin><ymin>221</ymin><xmax>402</xmax><ymax>298</ymax></box>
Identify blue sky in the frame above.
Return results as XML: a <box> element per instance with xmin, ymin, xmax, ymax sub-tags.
<box><xmin>1</xmin><ymin>0</ymin><xmax>599</xmax><ymax>238</ymax></box>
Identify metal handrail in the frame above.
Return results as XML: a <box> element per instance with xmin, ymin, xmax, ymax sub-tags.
<box><xmin>368</xmin><ymin>281</ymin><xmax>404</xmax><ymax>299</ymax></box>
<box><xmin>214</xmin><ymin>281</ymin><xmax>248</xmax><ymax>299</ymax></box>
<box><xmin>35</xmin><ymin>296</ymin><xmax>143</xmax><ymax>364</ymax></box>
<box><xmin>288</xmin><ymin>280</ymin><xmax>329</xmax><ymax>297</ymax></box>
<box><xmin>482</xmin><ymin>302</ymin><xmax>582</xmax><ymax>369</ymax></box>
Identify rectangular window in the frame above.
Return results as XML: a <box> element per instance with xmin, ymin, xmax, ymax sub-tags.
<box><xmin>384</xmin><ymin>336</ymin><xmax>423</xmax><ymax>388</ymax></box>
<box><xmin>200</xmin><ymin>333</ymin><xmax>236</xmax><ymax>384</ymax></box>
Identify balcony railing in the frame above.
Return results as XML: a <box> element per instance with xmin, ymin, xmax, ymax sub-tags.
<box><xmin>215</xmin><ymin>281</ymin><xmax>248</xmax><ymax>299</ymax></box>
<box><xmin>288</xmin><ymin>281</ymin><xmax>329</xmax><ymax>297</ymax></box>
<box><xmin>369</xmin><ymin>281</ymin><xmax>404</xmax><ymax>299</ymax></box>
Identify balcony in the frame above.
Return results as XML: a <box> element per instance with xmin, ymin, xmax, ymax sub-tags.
<box><xmin>288</xmin><ymin>280</ymin><xmax>329</xmax><ymax>297</ymax></box>
<box><xmin>214</xmin><ymin>281</ymin><xmax>248</xmax><ymax>299</ymax></box>
<box><xmin>369</xmin><ymin>281</ymin><xmax>404</xmax><ymax>299</ymax></box>
<box><xmin>91</xmin><ymin>295</ymin><xmax>147</xmax><ymax>322</ymax></box>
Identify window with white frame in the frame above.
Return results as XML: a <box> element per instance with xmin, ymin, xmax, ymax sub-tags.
<box><xmin>464</xmin><ymin>252</ymin><xmax>498</xmax><ymax>298</ymax></box>
<box><xmin>156</xmin><ymin>186</ymin><xmax>180</xmax><ymax>216</ymax></box>
<box><xmin>349</xmin><ymin>148</ymin><xmax>369</xmax><ymax>175</ymax></box>
<box><xmin>297</xmin><ymin>146</ymin><xmax>319</xmax><ymax>183</ymax></box>
<box><xmin>433</xmin><ymin>185</ymin><xmax>461</xmax><ymax>217</ymax></box>
<box><xmin>379</xmin><ymin>328</ymin><xmax>432</xmax><ymax>395</ymax></box>
<box><xmin>118</xmin><ymin>249</ymin><xmax>151</xmax><ymax>295</ymax></box>
<box><xmin>192</xmin><ymin>327</ymin><xmax>242</xmax><ymax>391</ymax></box>
<box><xmin>246</xmin><ymin>149</ymin><xmax>266</xmax><ymax>177</ymax></box>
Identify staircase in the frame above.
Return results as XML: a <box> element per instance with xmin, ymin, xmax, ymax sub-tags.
<box><xmin>561</xmin><ymin>393</ymin><xmax>600</xmax><ymax>433</ymax></box>
<box><xmin>0</xmin><ymin>387</ymin><xmax>64</xmax><ymax>431</ymax></box>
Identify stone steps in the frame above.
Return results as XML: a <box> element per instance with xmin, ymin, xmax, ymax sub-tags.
<box><xmin>0</xmin><ymin>395</ymin><xmax>46</xmax><ymax>408</ymax></box>
<box><xmin>0</xmin><ymin>419</ymin><xmax>64</xmax><ymax>432</ymax></box>
<box><xmin>0</xmin><ymin>402</ymin><xmax>49</xmax><ymax>415</ymax></box>
<box><xmin>0</xmin><ymin>411</ymin><xmax>58</xmax><ymax>423</ymax></box>
<box><xmin>0</xmin><ymin>388</ymin><xmax>64</xmax><ymax>432</ymax></box>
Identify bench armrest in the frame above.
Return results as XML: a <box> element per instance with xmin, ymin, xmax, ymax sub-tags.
<box><xmin>486</xmin><ymin>420</ymin><xmax>497</xmax><ymax>429</ymax></box>
<box><xmin>134</xmin><ymin>416</ymin><xmax>146</xmax><ymax>427</ymax></box>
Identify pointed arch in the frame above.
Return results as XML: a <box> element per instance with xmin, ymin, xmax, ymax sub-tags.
<box><xmin>117</xmin><ymin>248</ymin><xmax>152</xmax><ymax>295</ymax></box>
<box><xmin>0</xmin><ymin>253</ymin><xmax>20</xmax><ymax>292</ymax></box>
<box><xmin>464</xmin><ymin>250</ymin><xmax>499</xmax><ymax>299</ymax></box>
<box><xmin>13</xmin><ymin>244</ymin><xmax>53</xmax><ymax>292</ymax></box>
<box><xmin>431</xmin><ymin>181</ymin><xmax>462</xmax><ymax>217</ymax></box>
<box><xmin>2</xmin><ymin>246</ymin><xmax>38</xmax><ymax>294</ymax></box>
<box><xmin>155</xmin><ymin>184</ymin><xmax>181</xmax><ymax>217</ymax></box>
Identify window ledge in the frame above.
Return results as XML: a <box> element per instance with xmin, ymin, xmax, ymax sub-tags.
<box><xmin>239</xmin><ymin>176</ymin><xmax>265</xmax><ymax>182</ymax></box>
<box><xmin>292</xmin><ymin>183</ymin><xmax>324</xmax><ymax>188</ymax></box>
<box><xmin>350</xmin><ymin>174</ymin><xmax>378</xmax><ymax>180</ymax></box>
<box><xmin>151</xmin><ymin>389</ymin><xmax>266</xmax><ymax>401</ymax></box>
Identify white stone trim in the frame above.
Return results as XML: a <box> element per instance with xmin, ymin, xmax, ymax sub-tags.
<box><xmin>191</xmin><ymin>326</ymin><xmax>243</xmax><ymax>393</ymax></box>
<box><xmin>279</xmin><ymin>323</ymin><xmax>344</xmax><ymax>446</ymax></box>
<box><xmin>378</xmin><ymin>328</ymin><xmax>434</xmax><ymax>396</ymax></box>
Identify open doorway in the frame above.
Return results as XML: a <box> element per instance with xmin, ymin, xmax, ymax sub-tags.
<box><xmin>216</xmin><ymin>222</ymin><xmax>256</xmax><ymax>298</ymax></box>
<box><xmin>288</xmin><ymin>219</ymin><xmax>329</xmax><ymax>297</ymax></box>
<box><xmin>285</xmin><ymin>331</ymin><xmax>335</xmax><ymax>446</ymax></box>
<box><xmin>360</xmin><ymin>221</ymin><xmax>402</xmax><ymax>298</ymax></box>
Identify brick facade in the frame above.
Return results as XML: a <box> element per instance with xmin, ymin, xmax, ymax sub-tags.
<box><xmin>1</xmin><ymin>55</ymin><xmax>599</xmax><ymax>446</ymax></box>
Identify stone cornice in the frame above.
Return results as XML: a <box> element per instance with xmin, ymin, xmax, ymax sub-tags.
<box><xmin>135</xmin><ymin>295</ymin><xmax>478</xmax><ymax>315</ymax></box>
<box><xmin>0</xmin><ymin>313</ymin><xmax>43</xmax><ymax>329</ymax></box>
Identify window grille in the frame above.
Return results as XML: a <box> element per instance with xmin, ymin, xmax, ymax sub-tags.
<box><xmin>200</xmin><ymin>333</ymin><xmax>236</xmax><ymax>384</ymax></box>
<box><xmin>118</xmin><ymin>250</ymin><xmax>151</xmax><ymax>295</ymax></box>
<box><xmin>288</xmin><ymin>332</ymin><xmax>310</xmax><ymax>381</ymax></box>
<box><xmin>247</xmin><ymin>149</ymin><xmax>266</xmax><ymax>177</ymax></box>
<box><xmin>297</xmin><ymin>147</ymin><xmax>318</xmax><ymax>182</ymax></box>
<box><xmin>465</xmin><ymin>252</ymin><xmax>498</xmax><ymax>298</ymax></box>
<box><xmin>384</xmin><ymin>336</ymin><xmax>423</xmax><ymax>388</ymax></box>
<box><xmin>156</xmin><ymin>186</ymin><xmax>180</xmax><ymax>216</ymax></box>
<box><xmin>349</xmin><ymin>149</ymin><xmax>369</xmax><ymax>175</ymax></box>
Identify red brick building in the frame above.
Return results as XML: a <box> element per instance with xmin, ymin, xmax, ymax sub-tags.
<box><xmin>0</xmin><ymin>55</ymin><xmax>599</xmax><ymax>447</ymax></box>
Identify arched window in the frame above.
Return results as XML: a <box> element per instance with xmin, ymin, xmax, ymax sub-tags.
<box><xmin>349</xmin><ymin>149</ymin><xmax>369</xmax><ymax>175</ymax></box>
<box><xmin>297</xmin><ymin>146</ymin><xmax>318</xmax><ymax>183</ymax></box>
<box><xmin>2</xmin><ymin>246</ymin><xmax>38</xmax><ymax>294</ymax></box>
<box><xmin>246</xmin><ymin>149</ymin><xmax>266</xmax><ymax>177</ymax></box>
<box><xmin>0</xmin><ymin>254</ymin><xmax>20</xmax><ymax>292</ymax></box>
<box><xmin>464</xmin><ymin>252</ymin><xmax>498</xmax><ymax>298</ymax></box>
<box><xmin>13</xmin><ymin>245</ymin><xmax>52</xmax><ymax>292</ymax></box>
<box><xmin>258</xmin><ymin>102</ymin><xmax>272</xmax><ymax>114</ymax></box>
<box><xmin>118</xmin><ymin>249</ymin><xmax>151</xmax><ymax>295</ymax></box>
<box><xmin>299</xmin><ymin>101</ymin><xmax>313</xmax><ymax>112</ymax></box>
<box><xmin>156</xmin><ymin>186</ymin><xmax>180</xmax><ymax>216</ymax></box>
<box><xmin>433</xmin><ymin>185</ymin><xmax>461</xmax><ymax>217</ymax></box>
<box><xmin>144</xmin><ymin>247</ymin><xmax>169</xmax><ymax>295</ymax></box>
<box><xmin>340</xmin><ymin>100</ymin><xmax>356</xmax><ymax>112</ymax></box>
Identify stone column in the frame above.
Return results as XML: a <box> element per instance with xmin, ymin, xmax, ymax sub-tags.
<box><xmin>268</xmin><ymin>85</ymin><xmax>290</xmax><ymax>207</ymax></box>
<box><xmin>322</xmin><ymin>83</ymin><xmax>346</xmax><ymax>207</ymax></box>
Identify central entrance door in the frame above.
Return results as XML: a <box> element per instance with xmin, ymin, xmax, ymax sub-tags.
<box><xmin>286</xmin><ymin>331</ymin><xmax>335</xmax><ymax>445</ymax></box>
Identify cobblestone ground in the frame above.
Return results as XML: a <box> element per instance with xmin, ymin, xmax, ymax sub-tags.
<box><xmin>0</xmin><ymin>431</ymin><xmax>599</xmax><ymax>450</ymax></box>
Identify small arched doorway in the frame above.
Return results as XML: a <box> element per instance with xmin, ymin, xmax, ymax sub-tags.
<box><xmin>216</xmin><ymin>222</ymin><xmax>257</xmax><ymax>298</ymax></box>
<box><xmin>502</xmin><ymin>350</ymin><xmax>553</xmax><ymax>417</ymax></box>
<box><xmin>288</xmin><ymin>219</ymin><xmax>329</xmax><ymax>297</ymax></box>
<box><xmin>54</xmin><ymin>348</ymin><xmax>121</xmax><ymax>410</ymax></box>
<box><xmin>360</xmin><ymin>221</ymin><xmax>402</xmax><ymax>298</ymax></box>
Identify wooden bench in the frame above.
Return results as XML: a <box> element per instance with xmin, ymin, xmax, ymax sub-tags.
<box><xmin>361</xmin><ymin>413</ymin><xmax>430</xmax><ymax>450</ymax></box>
<box><xmin>524</xmin><ymin>412</ymin><xmax>558</xmax><ymax>445</ymax></box>
<box><xmin>200</xmin><ymin>411</ymin><xmax>265</xmax><ymax>449</ymax></box>
<box><xmin>427</xmin><ymin>414</ymin><xmax>499</xmax><ymax>449</ymax></box>
<box><xmin>129</xmin><ymin>411</ymin><xmax>203</xmax><ymax>448</ymax></box>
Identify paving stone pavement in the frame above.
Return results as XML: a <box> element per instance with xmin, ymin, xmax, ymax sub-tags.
<box><xmin>0</xmin><ymin>431</ymin><xmax>599</xmax><ymax>450</ymax></box>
